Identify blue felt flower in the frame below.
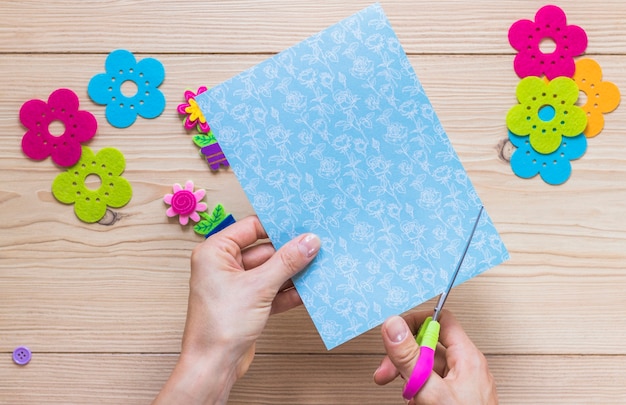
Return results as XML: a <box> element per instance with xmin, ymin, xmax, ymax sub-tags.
<box><xmin>509</xmin><ymin>130</ymin><xmax>587</xmax><ymax>185</ymax></box>
<box><xmin>88</xmin><ymin>49</ymin><xmax>165</xmax><ymax>128</ymax></box>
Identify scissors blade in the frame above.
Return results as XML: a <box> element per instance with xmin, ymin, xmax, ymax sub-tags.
<box><xmin>432</xmin><ymin>205</ymin><xmax>484</xmax><ymax>322</ymax></box>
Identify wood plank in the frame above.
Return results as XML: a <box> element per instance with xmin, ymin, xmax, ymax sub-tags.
<box><xmin>1</xmin><ymin>353</ymin><xmax>626</xmax><ymax>404</ymax></box>
<box><xmin>1</xmin><ymin>0</ymin><xmax>625</xmax><ymax>55</ymax></box>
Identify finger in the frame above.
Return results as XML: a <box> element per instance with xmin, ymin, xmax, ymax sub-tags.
<box><xmin>375</xmin><ymin>311</ymin><xmax>439</xmax><ymax>385</ymax></box>
<box><xmin>378</xmin><ymin>316</ymin><xmax>421</xmax><ymax>380</ymax></box>
<box><xmin>437</xmin><ymin>310</ymin><xmax>493</xmax><ymax>387</ymax></box>
<box><xmin>206</xmin><ymin>215</ymin><xmax>268</xmax><ymax>251</ymax></box>
<box><xmin>277</xmin><ymin>279</ymin><xmax>295</xmax><ymax>292</ymax></box>
<box><xmin>270</xmin><ymin>286</ymin><xmax>303</xmax><ymax>315</ymax></box>
<box><xmin>412</xmin><ymin>375</ymin><xmax>447</xmax><ymax>405</ymax></box>
<box><xmin>373</xmin><ymin>355</ymin><xmax>400</xmax><ymax>385</ymax></box>
<box><xmin>241</xmin><ymin>242</ymin><xmax>276</xmax><ymax>269</ymax></box>
<box><xmin>192</xmin><ymin>216</ymin><xmax>268</xmax><ymax>274</ymax></box>
<box><xmin>439</xmin><ymin>309</ymin><xmax>477</xmax><ymax>356</ymax></box>
<box><xmin>403</xmin><ymin>310</ymin><xmax>436</xmax><ymax>334</ymax></box>
<box><xmin>257</xmin><ymin>233</ymin><xmax>321</xmax><ymax>290</ymax></box>
<box><xmin>432</xmin><ymin>342</ymin><xmax>447</xmax><ymax>377</ymax></box>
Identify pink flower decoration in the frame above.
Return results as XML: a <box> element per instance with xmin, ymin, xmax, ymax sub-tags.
<box><xmin>177</xmin><ymin>86</ymin><xmax>211</xmax><ymax>133</ymax></box>
<box><xmin>164</xmin><ymin>181</ymin><xmax>208</xmax><ymax>225</ymax></box>
<box><xmin>20</xmin><ymin>88</ymin><xmax>97</xmax><ymax>167</ymax></box>
<box><xmin>508</xmin><ymin>5</ymin><xmax>587</xmax><ymax>80</ymax></box>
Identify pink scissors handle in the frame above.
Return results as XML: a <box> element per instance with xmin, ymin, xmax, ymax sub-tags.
<box><xmin>402</xmin><ymin>345</ymin><xmax>435</xmax><ymax>400</ymax></box>
<box><xmin>402</xmin><ymin>317</ymin><xmax>440</xmax><ymax>400</ymax></box>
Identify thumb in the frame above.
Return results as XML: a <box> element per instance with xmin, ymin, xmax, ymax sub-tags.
<box><xmin>259</xmin><ymin>233</ymin><xmax>321</xmax><ymax>289</ymax></box>
<box><xmin>381</xmin><ymin>316</ymin><xmax>421</xmax><ymax>379</ymax></box>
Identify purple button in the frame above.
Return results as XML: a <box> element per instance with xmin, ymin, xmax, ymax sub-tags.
<box><xmin>12</xmin><ymin>346</ymin><xmax>31</xmax><ymax>365</ymax></box>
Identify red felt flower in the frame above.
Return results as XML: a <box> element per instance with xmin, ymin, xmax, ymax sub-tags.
<box><xmin>20</xmin><ymin>88</ymin><xmax>97</xmax><ymax>167</ymax></box>
<box><xmin>508</xmin><ymin>5</ymin><xmax>587</xmax><ymax>80</ymax></box>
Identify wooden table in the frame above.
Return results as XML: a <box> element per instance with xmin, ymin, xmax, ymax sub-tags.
<box><xmin>2</xmin><ymin>1</ymin><xmax>626</xmax><ymax>403</ymax></box>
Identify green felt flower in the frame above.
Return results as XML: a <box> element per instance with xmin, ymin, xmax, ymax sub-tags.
<box><xmin>52</xmin><ymin>146</ymin><xmax>132</xmax><ymax>223</ymax></box>
<box><xmin>506</xmin><ymin>76</ymin><xmax>587</xmax><ymax>154</ymax></box>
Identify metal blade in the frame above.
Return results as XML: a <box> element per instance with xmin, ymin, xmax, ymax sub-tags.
<box><xmin>432</xmin><ymin>205</ymin><xmax>484</xmax><ymax>322</ymax></box>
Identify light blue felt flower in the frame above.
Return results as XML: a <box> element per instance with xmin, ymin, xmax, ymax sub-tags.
<box><xmin>88</xmin><ymin>49</ymin><xmax>165</xmax><ymax>128</ymax></box>
<box><xmin>509</xmin><ymin>130</ymin><xmax>587</xmax><ymax>185</ymax></box>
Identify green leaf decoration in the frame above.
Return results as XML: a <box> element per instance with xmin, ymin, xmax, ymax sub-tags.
<box><xmin>193</xmin><ymin>203</ymin><xmax>228</xmax><ymax>236</ymax></box>
<box><xmin>193</xmin><ymin>132</ymin><xmax>217</xmax><ymax>148</ymax></box>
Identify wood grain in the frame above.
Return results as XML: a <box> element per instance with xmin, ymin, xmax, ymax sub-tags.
<box><xmin>2</xmin><ymin>0</ymin><xmax>626</xmax><ymax>403</ymax></box>
<box><xmin>1</xmin><ymin>0</ymin><xmax>626</xmax><ymax>54</ymax></box>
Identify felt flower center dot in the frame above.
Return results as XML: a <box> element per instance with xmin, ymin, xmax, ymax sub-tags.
<box><xmin>121</xmin><ymin>80</ymin><xmax>138</xmax><ymax>98</ymax></box>
<box><xmin>85</xmin><ymin>173</ymin><xmax>102</xmax><ymax>190</ymax></box>
<box><xmin>186</xmin><ymin>99</ymin><xmax>206</xmax><ymax>124</ymax></box>
<box><xmin>539</xmin><ymin>37</ymin><xmax>557</xmax><ymax>53</ymax></box>
<box><xmin>49</xmin><ymin>120</ymin><xmax>66</xmax><ymax>136</ymax></box>
<box><xmin>170</xmin><ymin>189</ymin><xmax>197</xmax><ymax>216</ymax></box>
<box><xmin>576</xmin><ymin>91</ymin><xmax>588</xmax><ymax>107</ymax></box>
<box><xmin>538</xmin><ymin>105</ymin><xmax>555</xmax><ymax>121</ymax></box>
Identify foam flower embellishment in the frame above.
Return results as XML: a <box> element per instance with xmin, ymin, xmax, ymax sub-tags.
<box><xmin>192</xmin><ymin>133</ymin><xmax>229</xmax><ymax>171</ymax></box>
<box><xmin>52</xmin><ymin>147</ymin><xmax>132</xmax><ymax>223</ymax></box>
<box><xmin>573</xmin><ymin>58</ymin><xmax>621</xmax><ymax>138</ymax></box>
<box><xmin>506</xmin><ymin>76</ymin><xmax>587</xmax><ymax>155</ymax></box>
<box><xmin>20</xmin><ymin>88</ymin><xmax>97</xmax><ymax>167</ymax></box>
<box><xmin>508</xmin><ymin>5</ymin><xmax>587</xmax><ymax>79</ymax></box>
<box><xmin>177</xmin><ymin>86</ymin><xmax>211</xmax><ymax>133</ymax></box>
<box><xmin>192</xmin><ymin>133</ymin><xmax>217</xmax><ymax>148</ymax></box>
<box><xmin>509</xmin><ymin>130</ymin><xmax>587</xmax><ymax>185</ymax></box>
<box><xmin>200</xmin><ymin>142</ymin><xmax>230</xmax><ymax>171</ymax></box>
<box><xmin>164</xmin><ymin>181</ymin><xmax>207</xmax><ymax>225</ymax></box>
<box><xmin>88</xmin><ymin>49</ymin><xmax>166</xmax><ymax>128</ymax></box>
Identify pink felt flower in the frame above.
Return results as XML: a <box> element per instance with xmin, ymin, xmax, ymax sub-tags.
<box><xmin>20</xmin><ymin>88</ymin><xmax>97</xmax><ymax>167</ymax></box>
<box><xmin>508</xmin><ymin>5</ymin><xmax>587</xmax><ymax>80</ymax></box>
<box><xmin>163</xmin><ymin>180</ymin><xmax>207</xmax><ymax>225</ymax></box>
<box><xmin>177</xmin><ymin>86</ymin><xmax>211</xmax><ymax>133</ymax></box>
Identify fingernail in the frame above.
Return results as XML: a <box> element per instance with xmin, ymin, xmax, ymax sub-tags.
<box><xmin>385</xmin><ymin>316</ymin><xmax>409</xmax><ymax>343</ymax></box>
<box><xmin>298</xmin><ymin>234</ymin><xmax>321</xmax><ymax>258</ymax></box>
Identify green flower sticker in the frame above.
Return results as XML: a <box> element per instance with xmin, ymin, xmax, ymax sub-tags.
<box><xmin>506</xmin><ymin>76</ymin><xmax>587</xmax><ymax>154</ymax></box>
<box><xmin>52</xmin><ymin>146</ymin><xmax>132</xmax><ymax>223</ymax></box>
<box><xmin>194</xmin><ymin>203</ymin><xmax>236</xmax><ymax>238</ymax></box>
<box><xmin>192</xmin><ymin>133</ymin><xmax>217</xmax><ymax>148</ymax></box>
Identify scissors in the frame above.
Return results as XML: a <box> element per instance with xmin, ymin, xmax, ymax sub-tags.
<box><xmin>402</xmin><ymin>205</ymin><xmax>484</xmax><ymax>400</ymax></box>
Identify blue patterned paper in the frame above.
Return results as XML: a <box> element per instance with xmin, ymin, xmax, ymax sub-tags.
<box><xmin>197</xmin><ymin>3</ymin><xmax>509</xmax><ymax>350</ymax></box>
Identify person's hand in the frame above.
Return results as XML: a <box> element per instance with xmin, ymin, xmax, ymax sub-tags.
<box><xmin>374</xmin><ymin>310</ymin><xmax>498</xmax><ymax>405</ymax></box>
<box><xmin>154</xmin><ymin>215</ymin><xmax>321</xmax><ymax>405</ymax></box>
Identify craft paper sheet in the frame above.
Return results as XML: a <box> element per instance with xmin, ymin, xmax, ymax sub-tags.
<box><xmin>197</xmin><ymin>3</ymin><xmax>509</xmax><ymax>349</ymax></box>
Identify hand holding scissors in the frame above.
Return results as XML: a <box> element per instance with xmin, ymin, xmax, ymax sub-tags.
<box><xmin>402</xmin><ymin>205</ymin><xmax>484</xmax><ymax>400</ymax></box>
